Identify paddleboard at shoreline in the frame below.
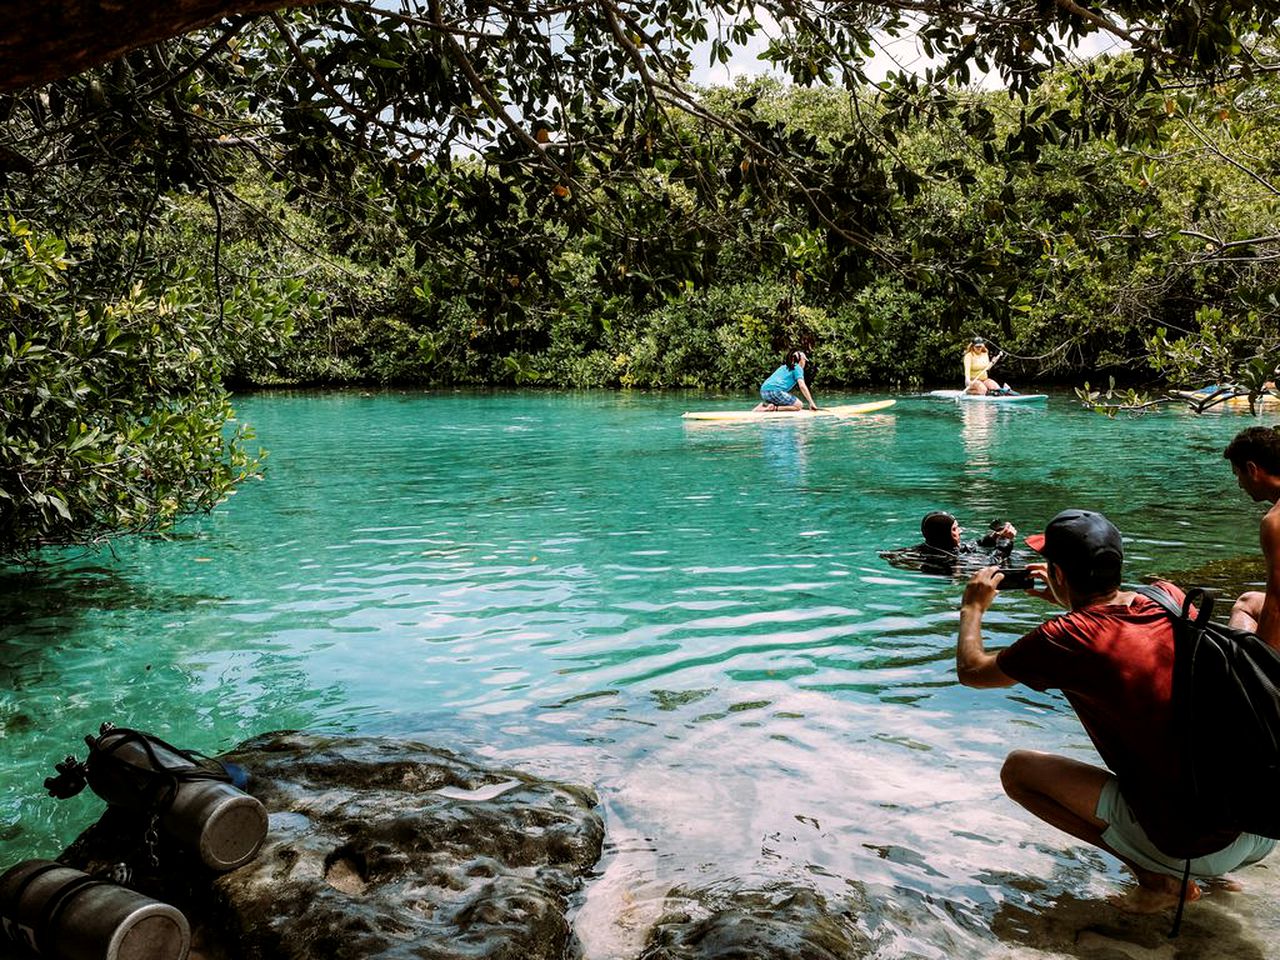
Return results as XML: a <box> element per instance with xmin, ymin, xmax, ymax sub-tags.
<box><xmin>1173</xmin><ymin>386</ymin><xmax>1280</xmax><ymax>408</ymax></box>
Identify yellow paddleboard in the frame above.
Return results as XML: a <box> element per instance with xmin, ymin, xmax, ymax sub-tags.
<box><xmin>681</xmin><ymin>399</ymin><xmax>896</xmax><ymax>421</ymax></box>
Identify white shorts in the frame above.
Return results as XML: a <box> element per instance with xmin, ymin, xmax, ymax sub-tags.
<box><xmin>1096</xmin><ymin>776</ymin><xmax>1276</xmax><ymax>879</ymax></box>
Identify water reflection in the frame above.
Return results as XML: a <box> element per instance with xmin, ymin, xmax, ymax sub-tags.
<box><xmin>562</xmin><ymin>684</ymin><xmax>1280</xmax><ymax>960</ymax></box>
<box><xmin>960</xmin><ymin>401</ymin><xmax>999</xmax><ymax>468</ymax></box>
<box><xmin>760</xmin><ymin>422</ymin><xmax>811</xmax><ymax>482</ymax></box>
<box><xmin>992</xmin><ymin>889</ymin><xmax>1272</xmax><ymax>959</ymax></box>
<box><xmin>0</xmin><ymin>564</ymin><xmax>224</xmax><ymax>627</ymax></box>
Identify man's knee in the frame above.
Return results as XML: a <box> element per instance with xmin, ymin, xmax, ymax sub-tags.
<box><xmin>1234</xmin><ymin>590</ymin><xmax>1264</xmax><ymax>613</ymax></box>
<box><xmin>1230</xmin><ymin>590</ymin><xmax>1264</xmax><ymax>629</ymax></box>
<box><xmin>1000</xmin><ymin>749</ymin><xmax>1045</xmax><ymax>801</ymax></box>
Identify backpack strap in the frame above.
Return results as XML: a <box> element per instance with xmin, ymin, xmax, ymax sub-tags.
<box><xmin>1169</xmin><ymin>859</ymin><xmax>1192</xmax><ymax>939</ymax></box>
<box><xmin>1134</xmin><ymin>583</ymin><xmax>1219</xmax><ymax>939</ymax></box>
<box><xmin>1133</xmin><ymin>584</ymin><xmax>1217</xmax><ymax>626</ymax></box>
<box><xmin>1134</xmin><ymin>584</ymin><xmax>1180</xmax><ymax>617</ymax></box>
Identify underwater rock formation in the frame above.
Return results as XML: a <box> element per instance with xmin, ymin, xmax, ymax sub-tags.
<box><xmin>61</xmin><ymin>732</ymin><xmax>604</xmax><ymax>959</ymax></box>
<box><xmin>639</xmin><ymin>882</ymin><xmax>871</xmax><ymax>960</ymax></box>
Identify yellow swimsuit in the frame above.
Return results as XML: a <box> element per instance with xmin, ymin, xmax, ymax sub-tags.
<box><xmin>963</xmin><ymin>352</ymin><xmax>993</xmax><ymax>385</ymax></box>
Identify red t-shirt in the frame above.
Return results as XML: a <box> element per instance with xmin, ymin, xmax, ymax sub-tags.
<box><xmin>996</xmin><ymin>581</ymin><xmax>1237</xmax><ymax>857</ymax></box>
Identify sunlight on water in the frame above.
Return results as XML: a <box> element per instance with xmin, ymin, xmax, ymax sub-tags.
<box><xmin>2</xmin><ymin>389</ymin><xmax>1278</xmax><ymax>958</ymax></box>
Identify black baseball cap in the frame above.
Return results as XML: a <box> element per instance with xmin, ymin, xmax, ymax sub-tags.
<box><xmin>970</xmin><ymin>337</ymin><xmax>986</xmax><ymax>346</ymax></box>
<box><xmin>1025</xmin><ymin>509</ymin><xmax>1123</xmax><ymax>576</ymax></box>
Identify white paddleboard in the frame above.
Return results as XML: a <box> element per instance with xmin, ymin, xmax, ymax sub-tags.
<box><xmin>929</xmin><ymin>390</ymin><xmax>1047</xmax><ymax>403</ymax></box>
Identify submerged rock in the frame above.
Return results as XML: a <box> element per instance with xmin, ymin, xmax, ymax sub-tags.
<box><xmin>1147</xmin><ymin>555</ymin><xmax>1265</xmax><ymax>599</ymax></box>
<box><xmin>639</xmin><ymin>882</ymin><xmax>871</xmax><ymax>960</ymax></box>
<box><xmin>61</xmin><ymin>732</ymin><xmax>604</xmax><ymax>960</ymax></box>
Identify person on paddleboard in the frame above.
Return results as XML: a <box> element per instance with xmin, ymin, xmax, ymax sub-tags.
<box><xmin>753</xmin><ymin>349</ymin><xmax>818</xmax><ymax>412</ymax></box>
<box><xmin>963</xmin><ymin>338</ymin><xmax>1017</xmax><ymax>396</ymax></box>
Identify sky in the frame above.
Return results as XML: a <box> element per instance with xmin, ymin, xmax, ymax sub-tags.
<box><xmin>690</xmin><ymin>13</ymin><xmax>1130</xmax><ymax>90</ymax></box>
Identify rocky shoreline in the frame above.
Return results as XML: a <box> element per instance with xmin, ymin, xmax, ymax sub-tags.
<box><xmin>47</xmin><ymin>730</ymin><xmax>1268</xmax><ymax>960</ymax></box>
<box><xmin>62</xmin><ymin>732</ymin><xmax>603</xmax><ymax>960</ymax></box>
<box><xmin>55</xmin><ymin>731</ymin><xmax>877</xmax><ymax>960</ymax></box>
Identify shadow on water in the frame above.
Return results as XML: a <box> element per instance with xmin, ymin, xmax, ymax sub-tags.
<box><xmin>0</xmin><ymin>557</ymin><xmax>350</xmax><ymax>857</ymax></box>
<box><xmin>0</xmin><ymin>563</ymin><xmax>225</xmax><ymax>635</ymax></box>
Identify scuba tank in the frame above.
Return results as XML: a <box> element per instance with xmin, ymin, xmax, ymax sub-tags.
<box><xmin>45</xmin><ymin>724</ymin><xmax>268</xmax><ymax>873</ymax></box>
<box><xmin>0</xmin><ymin>859</ymin><xmax>190</xmax><ymax>960</ymax></box>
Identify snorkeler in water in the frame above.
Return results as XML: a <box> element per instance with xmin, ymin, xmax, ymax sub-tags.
<box><xmin>880</xmin><ymin>512</ymin><xmax>1021</xmax><ymax>576</ymax></box>
<box><xmin>919</xmin><ymin>512</ymin><xmax>1017</xmax><ymax>558</ymax></box>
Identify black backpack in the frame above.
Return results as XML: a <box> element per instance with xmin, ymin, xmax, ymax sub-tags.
<box><xmin>1134</xmin><ymin>584</ymin><xmax>1280</xmax><ymax>934</ymax></box>
<box><xmin>1135</xmin><ymin>584</ymin><xmax>1280</xmax><ymax>840</ymax></box>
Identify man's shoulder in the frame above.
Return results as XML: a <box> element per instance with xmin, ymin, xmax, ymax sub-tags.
<box><xmin>1041</xmin><ymin>582</ymin><xmax>1185</xmax><ymax>632</ymax></box>
<box><xmin>1261</xmin><ymin>502</ymin><xmax>1280</xmax><ymax>539</ymax></box>
<box><xmin>1142</xmin><ymin>579</ymin><xmax>1186</xmax><ymax>603</ymax></box>
<box><xmin>1028</xmin><ymin>609</ymin><xmax>1074</xmax><ymax>638</ymax></box>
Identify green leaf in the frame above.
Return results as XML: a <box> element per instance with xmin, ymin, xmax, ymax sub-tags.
<box><xmin>47</xmin><ymin>494</ymin><xmax>72</xmax><ymax>520</ymax></box>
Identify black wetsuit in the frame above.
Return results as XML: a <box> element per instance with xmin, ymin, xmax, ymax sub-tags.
<box><xmin>880</xmin><ymin>534</ymin><xmax>1018</xmax><ymax>577</ymax></box>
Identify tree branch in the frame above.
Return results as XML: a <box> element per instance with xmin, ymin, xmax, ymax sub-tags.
<box><xmin>1</xmin><ymin>0</ymin><xmax>325</xmax><ymax>93</ymax></box>
<box><xmin>1179</xmin><ymin>115</ymin><xmax>1280</xmax><ymax>198</ymax></box>
<box><xmin>425</xmin><ymin>0</ymin><xmax>576</xmax><ymax>186</ymax></box>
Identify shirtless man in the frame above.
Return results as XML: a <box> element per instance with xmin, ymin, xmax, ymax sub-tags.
<box><xmin>1224</xmin><ymin>426</ymin><xmax>1280</xmax><ymax>651</ymax></box>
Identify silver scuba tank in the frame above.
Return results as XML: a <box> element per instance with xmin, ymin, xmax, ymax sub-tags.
<box><xmin>0</xmin><ymin>859</ymin><xmax>190</xmax><ymax>960</ymax></box>
<box><xmin>85</xmin><ymin>728</ymin><xmax>268</xmax><ymax>873</ymax></box>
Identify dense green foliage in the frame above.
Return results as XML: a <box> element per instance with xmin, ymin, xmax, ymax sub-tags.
<box><xmin>0</xmin><ymin>214</ymin><xmax>272</xmax><ymax>559</ymax></box>
<box><xmin>3</xmin><ymin>1</ymin><xmax>1280</xmax><ymax>557</ymax></box>
<box><xmin>175</xmin><ymin>67</ymin><xmax>1280</xmax><ymax>394</ymax></box>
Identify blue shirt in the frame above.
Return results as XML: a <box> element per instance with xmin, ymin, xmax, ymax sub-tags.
<box><xmin>761</xmin><ymin>364</ymin><xmax>803</xmax><ymax>393</ymax></box>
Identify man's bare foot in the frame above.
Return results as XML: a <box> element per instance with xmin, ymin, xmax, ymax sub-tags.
<box><xmin>1109</xmin><ymin>880</ymin><xmax>1201</xmax><ymax>914</ymax></box>
<box><xmin>1203</xmin><ymin>875</ymin><xmax>1244</xmax><ymax>893</ymax></box>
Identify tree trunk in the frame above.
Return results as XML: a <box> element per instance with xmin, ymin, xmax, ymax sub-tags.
<box><xmin>1</xmin><ymin>0</ymin><xmax>323</xmax><ymax>92</ymax></box>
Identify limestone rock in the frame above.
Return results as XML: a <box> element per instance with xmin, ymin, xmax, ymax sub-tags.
<box><xmin>638</xmin><ymin>882</ymin><xmax>871</xmax><ymax>960</ymax></box>
<box><xmin>62</xmin><ymin>732</ymin><xmax>604</xmax><ymax>960</ymax></box>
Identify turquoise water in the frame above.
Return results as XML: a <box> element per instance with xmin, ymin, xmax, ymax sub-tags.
<box><xmin>2</xmin><ymin>390</ymin><xmax>1278</xmax><ymax>957</ymax></box>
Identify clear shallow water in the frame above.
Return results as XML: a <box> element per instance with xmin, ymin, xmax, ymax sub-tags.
<box><xmin>2</xmin><ymin>389</ymin><xmax>1278</xmax><ymax>957</ymax></box>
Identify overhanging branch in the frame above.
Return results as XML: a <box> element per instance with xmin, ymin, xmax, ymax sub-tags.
<box><xmin>1</xmin><ymin>0</ymin><xmax>326</xmax><ymax>93</ymax></box>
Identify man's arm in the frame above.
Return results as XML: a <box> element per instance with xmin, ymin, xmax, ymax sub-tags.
<box><xmin>1257</xmin><ymin>507</ymin><xmax>1280</xmax><ymax>650</ymax></box>
<box><xmin>956</xmin><ymin>567</ymin><xmax>1018</xmax><ymax>689</ymax></box>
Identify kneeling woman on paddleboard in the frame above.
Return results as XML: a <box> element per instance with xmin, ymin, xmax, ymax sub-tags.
<box><xmin>754</xmin><ymin>349</ymin><xmax>818</xmax><ymax>412</ymax></box>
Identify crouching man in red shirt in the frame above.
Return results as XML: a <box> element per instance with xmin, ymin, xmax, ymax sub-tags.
<box><xmin>955</xmin><ymin>508</ymin><xmax>1276</xmax><ymax>911</ymax></box>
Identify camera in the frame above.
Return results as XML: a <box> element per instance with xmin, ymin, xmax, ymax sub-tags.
<box><xmin>996</xmin><ymin>567</ymin><xmax>1035</xmax><ymax>591</ymax></box>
